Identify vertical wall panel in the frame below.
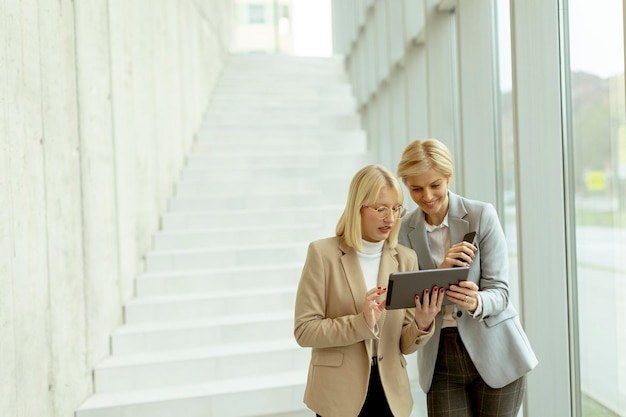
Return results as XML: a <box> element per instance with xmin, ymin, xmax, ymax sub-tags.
<box><xmin>365</xmin><ymin>12</ymin><xmax>377</xmax><ymax>100</ymax></box>
<box><xmin>388</xmin><ymin>0</ymin><xmax>404</xmax><ymax>67</ymax></box>
<box><xmin>154</xmin><ymin>3</ymin><xmax>181</xmax><ymax>206</ymax></box>
<box><xmin>455</xmin><ymin>0</ymin><xmax>498</xmax><ymax>202</ymax></box>
<box><xmin>404</xmin><ymin>0</ymin><xmax>425</xmax><ymax>44</ymax></box>
<box><xmin>424</xmin><ymin>0</ymin><xmax>457</xmax><ymax>150</ymax></box>
<box><xmin>377</xmin><ymin>84</ymin><xmax>392</xmax><ymax>168</ymax></box>
<box><xmin>108</xmin><ymin>0</ymin><xmax>141</xmax><ymax>303</ymax></box>
<box><xmin>511</xmin><ymin>1</ymin><xmax>571</xmax><ymax>415</ymax></box>
<box><xmin>0</xmin><ymin>1</ymin><xmax>17</xmax><ymax>414</ymax></box>
<box><xmin>131</xmin><ymin>3</ymin><xmax>160</xmax><ymax>260</ymax></box>
<box><xmin>356</xmin><ymin>0</ymin><xmax>367</xmax><ymax>31</ymax></box>
<box><xmin>358</xmin><ymin>38</ymin><xmax>368</xmax><ymax>105</ymax></box>
<box><xmin>39</xmin><ymin>0</ymin><xmax>91</xmax><ymax>415</ymax></box>
<box><xmin>389</xmin><ymin>68</ymin><xmax>408</xmax><ymax>171</ymax></box>
<box><xmin>74</xmin><ymin>0</ymin><xmax>123</xmax><ymax>368</ymax></box>
<box><xmin>5</xmin><ymin>0</ymin><xmax>53</xmax><ymax>415</ymax></box>
<box><xmin>375</xmin><ymin>0</ymin><xmax>389</xmax><ymax>85</ymax></box>
<box><xmin>405</xmin><ymin>45</ymin><xmax>428</xmax><ymax>140</ymax></box>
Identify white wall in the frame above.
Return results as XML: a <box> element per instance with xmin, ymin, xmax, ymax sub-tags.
<box><xmin>0</xmin><ymin>1</ymin><xmax>232</xmax><ymax>416</ymax></box>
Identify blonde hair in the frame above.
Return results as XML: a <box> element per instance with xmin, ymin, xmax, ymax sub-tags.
<box><xmin>397</xmin><ymin>139</ymin><xmax>454</xmax><ymax>184</ymax></box>
<box><xmin>336</xmin><ymin>165</ymin><xmax>404</xmax><ymax>251</ymax></box>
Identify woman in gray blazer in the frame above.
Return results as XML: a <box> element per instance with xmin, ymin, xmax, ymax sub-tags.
<box><xmin>294</xmin><ymin>164</ymin><xmax>444</xmax><ymax>417</ymax></box>
<box><xmin>396</xmin><ymin>139</ymin><xmax>538</xmax><ymax>417</ymax></box>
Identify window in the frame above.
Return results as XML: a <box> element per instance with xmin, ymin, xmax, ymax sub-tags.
<box><xmin>248</xmin><ymin>4</ymin><xmax>266</xmax><ymax>24</ymax></box>
<box><xmin>567</xmin><ymin>0</ymin><xmax>625</xmax><ymax>415</ymax></box>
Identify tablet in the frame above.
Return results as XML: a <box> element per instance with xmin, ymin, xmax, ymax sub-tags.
<box><xmin>385</xmin><ymin>267</ymin><xmax>470</xmax><ymax>309</ymax></box>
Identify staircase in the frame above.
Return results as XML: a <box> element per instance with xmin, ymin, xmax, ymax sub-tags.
<box><xmin>75</xmin><ymin>53</ymin><xmax>375</xmax><ymax>417</ymax></box>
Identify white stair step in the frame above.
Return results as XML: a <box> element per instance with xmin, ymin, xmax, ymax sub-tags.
<box><xmin>174</xmin><ymin>177</ymin><xmax>322</xmax><ymax>192</ymax></box>
<box><xmin>167</xmin><ymin>193</ymin><xmax>321</xmax><ymax>211</ymax></box>
<box><xmin>111</xmin><ymin>311</ymin><xmax>293</xmax><ymax>354</ymax></box>
<box><xmin>207</xmin><ymin>98</ymin><xmax>356</xmax><ymax>112</ymax></box>
<box><xmin>145</xmin><ymin>243</ymin><xmax>309</xmax><ymax>273</ymax></box>
<box><xmin>153</xmin><ymin>225</ymin><xmax>325</xmax><ymax>250</ymax></box>
<box><xmin>216</xmin><ymin>82</ymin><xmax>349</xmax><ymax>93</ymax></box>
<box><xmin>218</xmin><ymin>66</ymin><xmax>347</xmax><ymax>77</ymax></box>
<box><xmin>202</xmin><ymin>112</ymin><xmax>354</xmax><ymax>124</ymax></box>
<box><xmin>184</xmin><ymin>151</ymin><xmax>372</xmax><ymax>170</ymax></box>
<box><xmin>172</xmin><ymin>187</ymin><xmax>347</xmax><ymax>204</ymax></box>
<box><xmin>212</xmin><ymin>84</ymin><xmax>353</xmax><ymax>96</ymax></box>
<box><xmin>201</xmin><ymin>115</ymin><xmax>360</xmax><ymax>130</ymax></box>
<box><xmin>187</xmin><ymin>137</ymin><xmax>367</xmax><ymax>147</ymax></box>
<box><xmin>174</xmin><ymin>177</ymin><xmax>342</xmax><ymax>194</ymax></box>
<box><xmin>159</xmin><ymin>207</ymin><xmax>342</xmax><ymax>230</ymax></box>
<box><xmin>76</xmin><ymin>371</ymin><xmax>308</xmax><ymax>417</ymax></box>
<box><xmin>191</xmin><ymin>137</ymin><xmax>366</xmax><ymax>154</ymax></box>
<box><xmin>227</xmin><ymin>53</ymin><xmax>343</xmax><ymax>66</ymax></box>
<box><xmin>179</xmin><ymin>167</ymin><xmax>319</xmax><ymax>181</ymax></box>
<box><xmin>178</xmin><ymin>162</ymin><xmax>371</xmax><ymax>182</ymax></box>
<box><xmin>94</xmin><ymin>339</ymin><xmax>307</xmax><ymax>393</ymax></box>
<box><xmin>220</xmin><ymin>66</ymin><xmax>346</xmax><ymax>76</ymax></box>
<box><xmin>124</xmin><ymin>287</ymin><xmax>296</xmax><ymax>324</ymax></box>
<box><xmin>221</xmin><ymin>64</ymin><xmax>345</xmax><ymax>75</ymax></box>
<box><xmin>194</xmin><ymin>129</ymin><xmax>364</xmax><ymax>142</ymax></box>
<box><xmin>135</xmin><ymin>264</ymin><xmax>303</xmax><ymax>297</ymax></box>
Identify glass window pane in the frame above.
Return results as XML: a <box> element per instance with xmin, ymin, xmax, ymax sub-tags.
<box><xmin>495</xmin><ymin>1</ymin><xmax>520</xmax><ymax>309</ymax></box>
<box><xmin>248</xmin><ymin>4</ymin><xmax>266</xmax><ymax>24</ymax></box>
<box><xmin>567</xmin><ymin>0</ymin><xmax>626</xmax><ymax>415</ymax></box>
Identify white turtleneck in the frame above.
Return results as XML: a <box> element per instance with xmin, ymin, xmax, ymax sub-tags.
<box><xmin>357</xmin><ymin>239</ymin><xmax>385</xmax><ymax>290</ymax></box>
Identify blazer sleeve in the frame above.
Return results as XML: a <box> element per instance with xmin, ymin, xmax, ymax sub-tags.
<box><xmin>294</xmin><ymin>241</ymin><xmax>376</xmax><ymax>348</ymax></box>
<box><xmin>473</xmin><ymin>203</ymin><xmax>510</xmax><ymax>319</ymax></box>
<box><xmin>400</xmin><ymin>311</ymin><xmax>435</xmax><ymax>354</ymax></box>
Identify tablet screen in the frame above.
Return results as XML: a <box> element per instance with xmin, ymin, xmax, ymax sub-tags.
<box><xmin>386</xmin><ymin>267</ymin><xmax>470</xmax><ymax>309</ymax></box>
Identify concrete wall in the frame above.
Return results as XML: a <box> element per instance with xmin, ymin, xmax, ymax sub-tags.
<box><xmin>0</xmin><ymin>1</ymin><xmax>232</xmax><ymax>416</ymax></box>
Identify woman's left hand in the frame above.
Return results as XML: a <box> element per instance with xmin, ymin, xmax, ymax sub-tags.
<box><xmin>414</xmin><ymin>286</ymin><xmax>445</xmax><ymax>330</ymax></box>
<box><xmin>448</xmin><ymin>280</ymin><xmax>480</xmax><ymax>312</ymax></box>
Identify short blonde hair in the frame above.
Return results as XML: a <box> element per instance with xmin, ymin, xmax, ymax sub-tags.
<box><xmin>397</xmin><ymin>139</ymin><xmax>454</xmax><ymax>184</ymax></box>
<box><xmin>336</xmin><ymin>165</ymin><xmax>404</xmax><ymax>251</ymax></box>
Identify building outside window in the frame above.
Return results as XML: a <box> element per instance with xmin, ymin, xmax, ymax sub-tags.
<box><xmin>248</xmin><ymin>4</ymin><xmax>266</xmax><ymax>24</ymax></box>
<box><xmin>232</xmin><ymin>0</ymin><xmax>294</xmax><ymax>54</ymax></box>
<box><xmin>567</xmin><ymin>0</ymin><xmax>625</xmax><ymax>415</ymax></box>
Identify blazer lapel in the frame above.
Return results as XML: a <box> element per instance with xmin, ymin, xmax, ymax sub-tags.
<box><xmin>375</xmin><ymin>243</ymin><xmax>399</xmax><ymax>332</ymax></box>
<box><xmin>339</xmin><ymin>239</ymin><xmax>376</xmax><ymax>359</ymax></box>
<box><xmin>407</xmin><ymin>210</ymin><xmax>437</xmax><ymax>269</ymax></box>
<box><xmin>338</xmin><ymin>239</ymin><xmax>367</xmax><ymax>314</ymax></box>
<box><xmin>447</xmin><ymin>192</ymin><xmax>471</xmax><ymax>245</ymax></box>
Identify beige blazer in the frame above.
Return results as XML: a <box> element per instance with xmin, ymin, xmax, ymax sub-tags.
<box><xmin>294</xmin><ymin>236</ymin><xmax>434</xmax><ymax>417</ymax></box>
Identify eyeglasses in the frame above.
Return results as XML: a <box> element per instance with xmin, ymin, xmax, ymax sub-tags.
<box><xmin>362</xmin><ymin>205</ymin><xmax>407</xmax><ymax>219</ymax></box>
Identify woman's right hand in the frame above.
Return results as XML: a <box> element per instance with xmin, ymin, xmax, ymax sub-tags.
<box><xmin>440</xmin><ymin>241</ymin><xmax>476</xmax><ymax>268</ymax></box>
<box><xmin>414</xmin><ymin>286</ymin><xmax>445</xmax><ymax>330</ymax></box>
<box><xmin>362</xmin><ymin>286</ymin><xmax>387</xmax><ymax>329</ymax></box>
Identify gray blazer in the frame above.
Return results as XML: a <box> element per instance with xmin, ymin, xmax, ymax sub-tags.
<box><xmin>398</xmin><ymin>192</ymin><xmax>538</xmax><ymax>391</ymax></box>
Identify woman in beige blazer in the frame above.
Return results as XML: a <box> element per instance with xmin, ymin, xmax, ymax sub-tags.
<box><xmin>294</xmin><ymin>164</ymin><xmax>444</xmax><ymax>417</ymax></box>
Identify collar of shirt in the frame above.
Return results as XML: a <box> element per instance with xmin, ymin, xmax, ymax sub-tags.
<box><xmin>424</xmin><ymin>213</ymin><xmax>449</xmax><ymax>232</ymax></box>
<box><xmin>359</xmin><ymin>239</ymin><xmax>384</xmax><ymax>255</ymax></box>
<box><xmin>424</xmin><ymin>213</ymin><xmax>450</xmax><ymax>268</ymax></box>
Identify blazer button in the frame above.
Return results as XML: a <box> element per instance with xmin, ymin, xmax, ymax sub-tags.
<box><xmin>456</xmin><ymin>311</ymin><xmax>462</xmax><ymax>318</ymax></box>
